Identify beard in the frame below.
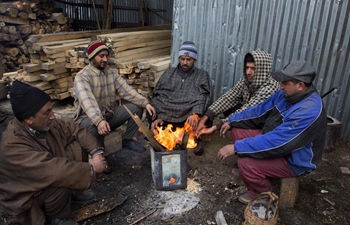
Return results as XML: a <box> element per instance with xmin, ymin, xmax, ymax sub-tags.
<box><xmin>180</xmin><ymin>64</ymin><xmax>193</xmax><ymax>72</ymax></box>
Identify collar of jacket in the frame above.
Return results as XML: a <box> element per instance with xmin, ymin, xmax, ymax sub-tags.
<box><xmin>285</xmin><ymin>84</ymin><xmax>316</xmax><ymax>105</ymax></box>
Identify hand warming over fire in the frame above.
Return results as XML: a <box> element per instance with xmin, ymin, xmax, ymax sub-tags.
<box><xmin>151</xmin><ymin>118</ymin><xmax>164</xmax><ymax>131</ymax></box>
<box><xmin>146</xmin><ymin>104</ymin><xmax>156</xmax><ymax>120</ymax></box>
<box><xmin>197</xmin><ymin>125</ymin><xmax>218</xmax><ymax>137</ymax></box>
<box><xmin>217</xmin><ymin>144</ymin><xmax>235</xmax><ymax>161</ymax></box>
<box><xmin>186</xmin><ymin>114</ymin><xmax>200</xmax><ymax>129</ymax></box>
<box><xmin>97</xmin><ymin>120</ymin><xmax>111</xmax><ymax>136</ymax></box>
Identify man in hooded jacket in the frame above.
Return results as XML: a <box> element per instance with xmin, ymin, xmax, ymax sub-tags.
<box><xmin>196</xmin><ymin>50</ymin><xmax>279</xmax><ymax>137</ymax></box>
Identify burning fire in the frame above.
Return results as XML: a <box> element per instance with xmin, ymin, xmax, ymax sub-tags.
<box><xmin>153</xmin><ymin>114</ymin><xmax>200</xmax><ymax>151</ymax></box>
<box><xmin>169</xmin><ymin>177</ymin><xmax>176</xmax><ymax>184</ymax></box>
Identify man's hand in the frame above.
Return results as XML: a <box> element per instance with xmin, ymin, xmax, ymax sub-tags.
<box><xmin>196</xmin><ymin>115</ymin><xmax>208</xmax><ymax>136</ymax></box>
<box><xmin>89</xmin><ymin>154</ymin><xmax>108</xmax><ymax>174</ymax></box>
<box><xmin>186</xmin><ymin>115</ymin><xmax>198</xmax><ymax>129</ymax></box>
<box><xmin>97</xmin><ymin>120</ymin><xmax>111</xmax><ymax>136</ymax></box>
<box><xmin>151</xmin><ymin>118</ymin><xmax>164</xmax><ymax>131</ymax></box>
<box><xmin>146</xmin><ymin>104</ymin><xmax>157</xmax><ymax>120</ymax></box>
<box><xmin>217</xmin><ymin>144</ymin><xmax>235</xmax><ymax>161</ymax></box>
<box><xmin>220</xmin><ymin>122</ymin><xmax>231</xmax><ymax>137</ymax></box>
<box><xmin>197</xmin><ymin>125</ymin><xmax>218</xmax><ymax>137</ymax></box>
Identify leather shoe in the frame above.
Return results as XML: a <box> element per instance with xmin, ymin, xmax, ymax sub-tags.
<box><xmin>71</xmin><ymin>190</ymin><xmax>95</xmax><ymax>205</ymax></box>
<box><xmin>51</xmin><ymin>218</ymin><xmax>79</xmax><ymax>225</ymax></box>
<box><xmin>122</xmin><ymin>139</ymin><xmax>146</xmax><ymax>153</ymax></box>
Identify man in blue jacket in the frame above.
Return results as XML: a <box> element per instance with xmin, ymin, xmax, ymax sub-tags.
<box><xmin>217</xmin><ymin>60</ymin><xmax>327</xmax><ymax>204</ymax></box>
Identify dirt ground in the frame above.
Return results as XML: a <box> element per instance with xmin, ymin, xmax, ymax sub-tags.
<box><xmin>1</xmin><ymin>99</ymin><xmax>350</xmax><ymax>225</ymax></box>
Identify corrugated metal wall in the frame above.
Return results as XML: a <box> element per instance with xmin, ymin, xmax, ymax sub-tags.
<box><xmin>171</xmin><ymin>0</ymin><xmax>350</xmax><ymax>140</ymax></box>
<box><xmin>55</xmin><ymin>0</ymin><xmax>173</xmax><ymax>29</ymax></box>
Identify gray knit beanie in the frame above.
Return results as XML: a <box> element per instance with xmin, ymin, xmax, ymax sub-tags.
<box><xmin>178</xmin><ymin>41</ymin><xmax>198</xmax><ymax>60</ymax></box>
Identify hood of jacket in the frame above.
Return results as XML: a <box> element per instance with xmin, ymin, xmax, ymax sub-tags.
<box><xmin>243</xmin><ymin>50</ymin><xmax>273</xmax><ymax>91</ymax></box>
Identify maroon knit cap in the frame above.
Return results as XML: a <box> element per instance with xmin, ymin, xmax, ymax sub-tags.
<box><xmin>87</xmin><ymin>41</ymin><xmax>109</xmax><ymax>61</ymax></box>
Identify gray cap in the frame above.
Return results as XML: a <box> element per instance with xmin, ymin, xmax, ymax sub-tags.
<box><xmin>272</xmin><ymin>60</ymin><xmax>316</xmax><ymax>83</ymax></box>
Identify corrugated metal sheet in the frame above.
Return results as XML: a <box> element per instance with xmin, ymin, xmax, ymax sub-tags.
<box><xmin>172</xmin><ymin>0</ymin><xmax>350</xmax><ymax>140</ymax></box>
<box><xmin>55</xmin><ymin>0</ymin><xmax>173</xmax><ymax>29</ymax></box>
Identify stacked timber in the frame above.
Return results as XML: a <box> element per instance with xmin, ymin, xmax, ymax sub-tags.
<box><xmin>20</xmin><ymin>38</ymin><xmax>91</xmax><ymax>99</ymax></box>
<box><xmin>0</xmin><ymin>0</ymin><xmax>71</xmax><ymax>74</ymax></box>
<box><xmin>95</xmin><ymin>30</ymin><xmax>172</xmax><ymax>98</ymax></box>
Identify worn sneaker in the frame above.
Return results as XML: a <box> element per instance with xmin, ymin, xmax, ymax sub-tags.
<box><xmin>122</xmin><ymin>139</ymin><xmax>146</xmax><ymax>153</ymax></box>
<box><xmin>71</xmin><ymin>190</ymin><xmax>95</xmax><ymax>205</ymax></box>
<box><xmin>51</xmin><ymin>218</ymin><xmax>79</xmax><ymax>225</ymax></box>
<box><xmin>238</xmin><ymin>192</ymin><xmax>253</xmax><ymax>205</ymax></box>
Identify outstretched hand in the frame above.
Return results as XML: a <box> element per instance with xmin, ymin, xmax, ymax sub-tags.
<box><xmin>197</xmin><ymin>125</ymin><xmax>218</xmax><ymax>138</ymax></box>
<box><xmin>217</xmin><ymin>144</ymin><xmax>235</xmax><ymax>161</ymax></box>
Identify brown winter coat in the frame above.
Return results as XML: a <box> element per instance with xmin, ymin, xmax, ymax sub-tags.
<box><xmin>0</xmin><ymin>118</ymin><xmax>100</xmax><ymax>221</ymax></box>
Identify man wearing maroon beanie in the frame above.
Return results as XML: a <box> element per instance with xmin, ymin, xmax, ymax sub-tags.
<box><xmin>74</xmin><ymin>41</ymin><xmax>156</xmax><ymax>155</ymax></box>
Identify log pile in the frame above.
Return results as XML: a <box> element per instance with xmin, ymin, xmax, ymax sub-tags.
<box><xmin>0</xmin><ymin>0</ymin><xmax>71</xmax><ymax>75</ymax></box>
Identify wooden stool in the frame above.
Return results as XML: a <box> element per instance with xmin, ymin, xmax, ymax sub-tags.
<box><xmin>279</xmin><ymin>177</ymin><xmax>300</xmax><ymax>208</ymax></box>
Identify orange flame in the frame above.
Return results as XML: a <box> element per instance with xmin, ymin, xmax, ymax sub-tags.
<box><xmin>169</xmin><ymin>177</ymin><xmax>176</xmax><ymax>184</ymax></box>
<box><xmin>153</xmin><ymin>114</ymin><xmax>199</xmax><ymax>151</ymax></box>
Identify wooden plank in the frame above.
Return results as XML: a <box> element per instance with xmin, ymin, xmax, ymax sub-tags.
<box><xmin>32</xmin><ymin>38</ymin><xmax>91</xmax><ymax>51</ymax></box>
<box><xmin>41</xmin><ymin>62</ymin><xmax>66</xmax><ymax>71</ymax></box>
<box><xmin>25</xmin><ymin>24</ymin><xmax>171</xmax><ymax>46</ymax></box>
<box><xmin>40</xmin><ymin>71</ymin><xmax>70</xmax><ymax>82</ymax></box>
<box><xmin>115</xmin><ymin>43</ymin><xmax>170</xmax><ymax>58</ymax></box>
<box><xmin>111</xmin><ymin>34</ymin><xmax>170</xmax><ymax>48</ymax></box>
<box><xmin>42</xmin><ymin>40</ymin><xmax>91</xmax><ymax>54</ymax></box>
<box><xmin>54</xmin><ymin>91</ymin><xmax>70</xmax><ymax>100</ymax></box>
<box><xmin>137</xmin><ymin>56</ymin><xmax>171</xmax><ymax>69</ymax></box>
<box><xmin>24</xmin><ymin>75</ymin><xmax>40</xmax><ymax>82</ymax></box>
<box><xmin>33</xmin><ymin>82</ymin><xmax>52</xmax><ymax>91</ymax></box>
<box><xmin>114</xmin><ymin>47</ymin><xmax>170</xmax><ymax>62</ymax></box>
<box><xmin>23</xmin><ymin>63</ymin><xmax>41</xmax><ymax>72</ymax></box>
<box><xmin>150</xmin><ymin>60</ymin><xmax>171</xmax><ymax>72</ymax></box>
<box><xmin>114</xmin><ymin>38</ymin><xmax>170</xmax><ymax>52</ymax></box>
<box><xmin>100</xmin><ymin>30</ymin><xmax>171</xmax><ymax>40</ymax></box>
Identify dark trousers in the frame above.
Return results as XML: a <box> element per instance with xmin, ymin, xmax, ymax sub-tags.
<box><xmin>80</xmin><ymin>103</ymin><xmax>142</xmax><ymax>147</ymax></box>
<box><xmin>15</xmin><ymin>187</ymin><xmax>71</xmax><ymax>225</ymax></box>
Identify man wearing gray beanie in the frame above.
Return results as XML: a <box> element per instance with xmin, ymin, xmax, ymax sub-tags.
<box><xmin>148</xmin><ymin>41</ymin><xmax>212</xmax><ymax>155</ymax></box>
<box><xmin>0</xmin><ymin>81</ymin><xmax>109</xmax><ymax>225</ymax></box>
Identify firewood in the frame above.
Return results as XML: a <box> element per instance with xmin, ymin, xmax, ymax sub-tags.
<box><xmin>4</xmin><ymin>47</ymin><xmax>19</xmax><ymax>57</ymax></box>
<box><xmin>51</xmin><ymin>13</ymin><xmax>67</xmax><ymax>25</ymax></box>
<box><xmin>0</xmin><ymin>15</ymin><xmax>28</xmax><ymax>25</ymax></box>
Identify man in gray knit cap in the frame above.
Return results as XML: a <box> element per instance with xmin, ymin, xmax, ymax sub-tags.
<box><xmin>148</xmin><ymin>41</ymin><xmax>212</xmax><ymax>155</ymax></box>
